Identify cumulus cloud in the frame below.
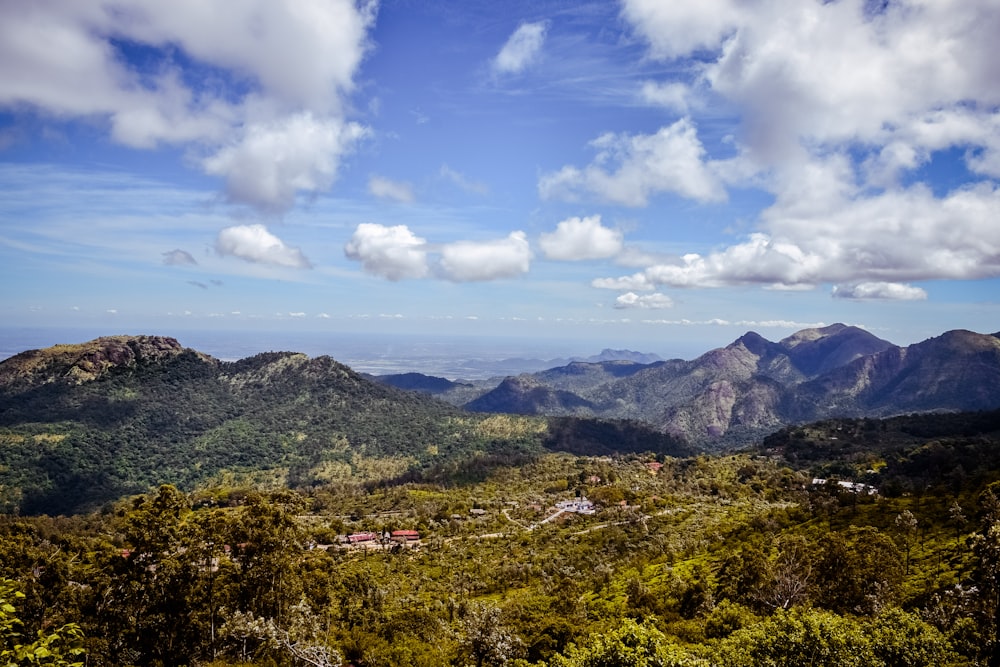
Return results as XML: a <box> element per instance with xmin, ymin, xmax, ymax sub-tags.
<box><xmin>492</xmin><ymin>21</ymin><xmax>547</xmax><ymax>75</ymax></box>
<box><xmin>832</xmin><ymin>282</ymin><xmax>928</xmax><ymax>301</ymax></box>
<box><xmin>0</xmin><ymin>0</ymin><xmax>377</xmax><ymax>212</ymax></box>
<box><xmin>592</xmin><ymin>272</ymin><xmax>654</xmax><ymax>291</ymax></box>
<box><xmin>203</xmin><ymin>113</ymin><xmax>368</xmax><ymax>212</ymax></box>
<box><xmin>569</xmin><ymin>0</ymin><xmax>1000</xmax><ymax>294</ymax></box>
<box><xmin>439</xmin><ymin>232</ymin><xmax>532</xmax><ymax>282</ymax></box>
<box><xmin>539</xmin><ymin>215</ymin><xmax>623</xmax><ymax>261</ymax></box>
<box><xmin>621</xmin><ymin>0</ymin><xmax>741</xmax><ymax>60</ymax></box>
<box><xmin>614</xmin><ymin>292</ymin><xmax>674</xmax><ymax>309</ymax></box>
<box><xmin>368</xmin><ymin>175</ymin><xmax>415</xmax><ymax>203</ymax></box>
<box><xmin>595</xmin><ymin>182</ymin><xmax>1000</xmax><ymax>290</ymax></box>
<box><xmin>163</xmin><ymin>249</ymin><xmax>197</xmax><ymax>265</ymax></box>
<box><xmin>538</xmin><ymin>119</ymin><xmax>726</xmax><ymax>206</ymax></box>
<box><xmin>344</xmin><ymin>223</ymin><xmax>429</xmax><ymax>280</ymax></box>
<box><xmin>215</xmin><ymin>224</ymin><xmax>311</xmax><ymax>268</ymax></box>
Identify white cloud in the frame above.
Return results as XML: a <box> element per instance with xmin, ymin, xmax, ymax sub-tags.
<box><xmin>215</xmin><ymin>224</ymin><xmax>311</xmax><ymax>268</ymax></box>
<box><xmin>539</xmin><ymin>215</ymin><xmax>623</xmax><ymax>261</ymax></box>
<box><xmin>538</xmin><ymin>119</ymin><xmax>726</xmax><ymax>206</ymax></box>
<box><xmin>163</xmin><ymin>249</ymin><xmax>197</xmax><ymax>265</ymax></box>
<box><xmin>368</xmin><ymin>175</ymin><xmax>415</xmax><ymax>203</ymax></box>
<box><xmin>0</xmin><ymin>0</ymin><xmax>377</xmax><ymax>212</ymax></box>
<box><xmin>614</xmin><ymin>292</ymin><xmax>674</xmax><ymax>309</ymax></box>
<box><xmin>203</xmin><ymin>113</ymin><xmax>368</xmax><ymax>212</ymax></box>
<box><xmin>832</xmin><ymin>282</ymin><xmax>928</xmax><ymax>301</ymax></box>
<box><xmin>595</xmin><ymin>182</ymin><xmax>1000</xmax><ymax>290</ymax></box>
<box><xmin>492</xmin><ymin>21</ymin><xmax>547</xmax><ymax>75</ymax></box>
<box><xmin>621</xmin><ymin>0</ymin><xmax>741</xmax><ymax>60</ymax></box>
<box><xmin>592</xmin><ymin>273</ymin><xmax>654</xmax><ymax>291</ymax></box>
<box><xmin>344</xmin><ymin>223</ymin><xmax>429</xmax><ymax>281</ymax></box>
<box><xmin>589</xmin><ymin>0</ymin><xmax>1000</xmax><ymax>294</ymax></box>
<box><xmin>640</xmin><ymin>81</ymin><xmax>691</xmax><ymax>113</ymax></box>
<box><xmin>439</xmin><ymin>232</ymin><xmax>532</xmax><ymax>282</ymax></box>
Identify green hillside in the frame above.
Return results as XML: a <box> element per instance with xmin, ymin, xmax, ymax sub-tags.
<box><xmin>0</xmin><ymin>337</ymin><xmax>684</xmax><ymax>514</ymax></box>
<box><xmin>2</xmin><ymin>407</ymin><xmax>1000</xmax><ymax>666</ymax></box>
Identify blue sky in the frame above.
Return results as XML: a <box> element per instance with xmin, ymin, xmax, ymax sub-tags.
<box><xmin>1</xmin><ymin>0</ymin><xmax>998</xmax><ymax>357</ymax></box>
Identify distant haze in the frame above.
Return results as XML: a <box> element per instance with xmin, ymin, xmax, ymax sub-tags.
<box><xmin>0</xmin><ymin>327</ymin><xmax>708</xmax><ymax>380</ymax></box>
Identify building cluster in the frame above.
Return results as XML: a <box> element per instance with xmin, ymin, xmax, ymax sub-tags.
<box><xmin>339</xmin><ymin>530</ymin><xmax>421</xmax><ymax>549</ymax></box>
<box><xmin>555</xmin><ymin>497</ymin><xmax>596</xmax><ymax>515</ymax></box>
<box><xmin>811</xmin><ymin>477</ymin><xmax>878</xmax><ymax>495</ymax></box>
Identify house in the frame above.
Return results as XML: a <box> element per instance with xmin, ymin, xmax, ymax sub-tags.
<box><xmin>347</xmin><ymin>531</ymin><xmax>378</xmax><ymax>544</ymax></box>
<box><xmin>645</xmin><ymin>462</ymin><xmax>663</xmax><ymax>474</ymax></box>
<box><xmin>469</xmin><ymin>508</ymin><xmax>487</xmax><ymax>516</ymax></box>
<box><xmin>391</xmin><ymin>530</ymin><xmax>420</xmax><ymax>543</ymax></box>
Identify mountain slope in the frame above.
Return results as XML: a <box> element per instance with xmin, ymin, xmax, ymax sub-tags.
<box><xmin>789</xmin><ymin>329</ymin><xmax>1000</xmax><ymax>418</ymax></box>
<box><xmin>465</xmin><ymin>375</ymin><xmax>596</xmax><ymax>415</ymax></box>
<box><xmin>462</xmin><ymin>325</ymin><xmax>1000</xmax><ymax>447</ymax></box>
<box><xmin>0</xmin><ymin>336</ymin><xmax>685</xmax><ymax>514</ymax></box>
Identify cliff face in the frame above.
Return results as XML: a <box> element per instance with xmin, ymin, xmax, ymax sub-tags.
<box><xmin>0</xmin><ymin>335</ymin><xmax>203</xmax><ymax>388</ymax></box>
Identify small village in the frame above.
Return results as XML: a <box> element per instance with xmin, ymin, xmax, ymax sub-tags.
<box><xmin>334</xmin><ymin>496</ymin><xmax>600</xmax><ymax>550</ymax></box>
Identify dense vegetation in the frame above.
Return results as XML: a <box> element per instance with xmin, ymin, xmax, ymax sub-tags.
<box><xmin>2</xmin><ymin>408</ymin><xmax>1000</xmax><ymax>666</ymax></box>
<box><xmin>0</xmin><ymin>346</ymin><xmax>683</xmax><ymax>515</ymax></box>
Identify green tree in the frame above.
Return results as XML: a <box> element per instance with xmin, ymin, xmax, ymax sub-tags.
<box><xmin>1</xmin><ymin>579</ymin><xmax>86</xmax><ymax>667</ymax></box>
<box><xmin>814</xmin><ymin>526</ymin><xmax>902</xmax><ymax>615</ymax></box>
<box><xmin>457</xmin><ymin>603</ymin><xmax>522</xmax><ymax>667</ymax></box>
<box><xmin>865</xmin><ymin>608</ymin><xmax>955</xmax><ymax>667</ymax></box>
<box><xmin>715</xmin><ymin>608</ymin><xmax>876</xmax><ymax>667</ymax></box>
<box><xmin>112</xmin><ymin>484</ymin><xmax>206</xmax><ymax>666</ymax></box>
<box><xmin>971</xmin><ymin>486</ymin><xmax>1000</xmax><ymax>667</ymax></box>
<box><xmin>550</xmin><ymin>620</ymin><xmax>707</xmax><ymax>667</ymax></box>
<box><xmin>894</xmin><ymin>509</ymin><xmax>918</xmax><ymax>575</ymax></box>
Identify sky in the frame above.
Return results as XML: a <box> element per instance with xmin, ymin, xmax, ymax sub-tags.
<box><xmin>1</xmin><ymin>0</ymin><xmax>999</xmax><ymax>359</ymax></box>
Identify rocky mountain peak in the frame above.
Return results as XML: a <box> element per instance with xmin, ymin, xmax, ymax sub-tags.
<box><xmin>733</xmin><ymin>331</ymin><xmax>775</xmax><ymax>357</ymax></box>
<box><xmin>0</xmin><ymin>335</ymin><xmax>198</xmax><ymax>388</ymax></box>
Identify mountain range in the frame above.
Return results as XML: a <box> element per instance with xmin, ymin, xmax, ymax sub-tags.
<box><xmin>0</xmin><ymin>335</ymin><xmax>682</xmax><ymax>514</ymax></box>
<box><xmin>381</xmin><ymin>324</ymin><xmax>1000</xmax><ymax>447</ymax></box>
<box><xmin>2</xmin><ymin>325</ymin><xmax>999</xmax><ymax>513</ymax></box>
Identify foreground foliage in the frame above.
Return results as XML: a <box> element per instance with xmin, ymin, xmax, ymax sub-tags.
<box><xmin>2</xmin><ymin>406</ymin><xmax>1000</xmax><ymax>666</ymax></box>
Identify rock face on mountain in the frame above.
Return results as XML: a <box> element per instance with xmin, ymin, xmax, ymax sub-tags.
<box><xmin>463</xmin><ymin>325</ymin><xmax>1000</xmax><ymax>447</ymax></box>
<box><xmin>0</xmin><ymin>335</ymin><xmax>200</xmax><ymax>388</ymax></box>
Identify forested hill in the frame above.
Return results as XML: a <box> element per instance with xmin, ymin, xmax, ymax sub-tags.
<box><xmin>0</xmin><ymin>336</ymin><xmax>685</xmax><ymax>514</ymax></box>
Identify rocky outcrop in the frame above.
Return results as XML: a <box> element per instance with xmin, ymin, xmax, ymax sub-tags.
<box><xmin>0</xmin><ymin>335</ymin><xmax>199</xmax><ymax>388</ymax></box>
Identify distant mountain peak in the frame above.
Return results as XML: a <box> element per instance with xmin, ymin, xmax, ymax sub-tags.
<box><xmin>779</xmin><ymin>323</ymin><xmax>852</xmax><ymax>348</ymax></box>
<box><xmin>588</xmin><ymin>349</ymin><xmax>663</xmax><ymax>364</ymax></box>
<box><xmin>733</xmin><ymin>331</ymin><xmax>775</xmax><ymax>357</ymax></box>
